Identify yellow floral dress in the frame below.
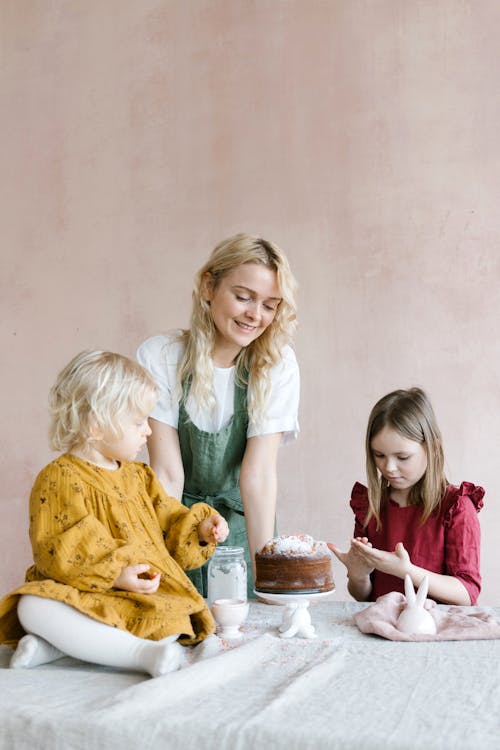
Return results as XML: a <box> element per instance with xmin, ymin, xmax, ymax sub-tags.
<box><xmin>0</xmin><ymin>454</ymin><xmax>217</xmax><ymax>647</ymax></box>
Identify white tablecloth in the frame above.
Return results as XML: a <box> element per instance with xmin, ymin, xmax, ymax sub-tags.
<box><xmin>0</xmin><ymin>600</ymin><xmax>499</xmax><ymax>749</ymax></box>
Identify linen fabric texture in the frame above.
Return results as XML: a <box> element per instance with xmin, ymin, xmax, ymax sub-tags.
<box><xmin>354</xmin><ymin>590</ymin><xmax>500</xmax><ymax>641</ymax></box>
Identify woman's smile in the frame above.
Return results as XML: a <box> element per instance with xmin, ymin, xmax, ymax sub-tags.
<box><xmin>234</xmin><ymin>320</ymin><xmax>257</xmax><ymax>332</ymax></box>
<box><xmin>203</xmin><ymin>262</ymin><xmax>281</xmax><ymax>365</ymax></box>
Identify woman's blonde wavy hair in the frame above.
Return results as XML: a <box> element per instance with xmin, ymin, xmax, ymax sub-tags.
<box><xmin>176</xmin><ymin>233</ymin><xmax>297</xmax><ymax>425</ymax></box>
<box><xmin>364</xmin><ymin>387</ymin><xmax>447</xmax><ymax>529</ymax></box>
<box><xmin>49</xmin><ymin>350</ymin><xmax>158</xmax><ymax>452</ymax></box>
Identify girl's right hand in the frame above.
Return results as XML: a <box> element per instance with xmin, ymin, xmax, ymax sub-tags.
<box><xmin>113</xmin><ymin>564</ymin><xmax>161</xmax><ymax>593</ymax></box>
<box><xmin>327</xmin><ymin>539</ymin><xmax>374</xmax><ymax>578</ymax></box>
<box><xmin>328</xmin><ymin>539</ymin><xmax>374</xmax><ymax>601</ymax></box>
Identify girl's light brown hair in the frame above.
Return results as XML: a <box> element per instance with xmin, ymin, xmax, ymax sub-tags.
<box><xmin>365</xmin><ymin>387</ymin><xmax>447</xmax><ymax>529</ymax></box>
<box><xmin>48</xmin><ymin>350</ymin><xmax>158</xmax><ymax>452</ymax></box>
<box><xmin>176</xmin><ymin>232</ymin><xmax>297</xmax><ymax>425</ymax></box>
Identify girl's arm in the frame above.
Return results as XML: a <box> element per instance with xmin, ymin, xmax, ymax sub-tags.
<box><xmin>407</xmin><ymin>562</ymin><xmax>471</xmax><ymax>605</ymax></box>
<box><xmin>146</xmin><ymin>418</ymin><xmax>184</xmax><ymax>500</ymax></box>
<box><xmin>350</xmin><ymin>540</ymin><xmax>472</xmax><ymax>605</ymax></box>
<box><xmin>240</xmin><ymin>433</ymin><xmax>283</xmax><ymax>578</ymax></box>
<box><xmin>144</xmin><ymin>465</ymin><xmax>219</xmax><ymax>570</ymax></box>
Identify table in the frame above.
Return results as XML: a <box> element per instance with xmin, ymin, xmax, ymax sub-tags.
<box><xmin>0</xmin><ymin>600</ymin><xmax>499</xmax><ymax>749</ymax></box>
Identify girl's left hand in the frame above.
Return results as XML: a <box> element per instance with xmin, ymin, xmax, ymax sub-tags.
<box><xmin>198</xmin><ymin>514</ymin><xmax>229</xmax><ymax>545</ymax></box>
<box><xmin>350</xmin><ymin>539</ymin><xmax>411</xmax><ymax>578</ymax></box>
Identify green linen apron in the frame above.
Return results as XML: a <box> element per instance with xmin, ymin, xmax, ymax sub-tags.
<box><xmin>178</xmin><ymin>377</ymin><xmax>255</xmax><ymax>598</ymax></box>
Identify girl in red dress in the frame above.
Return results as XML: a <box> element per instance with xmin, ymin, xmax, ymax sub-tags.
<box><xmin>330</xmin><ymin>388</ymin><xmax>483</xmax><ymax>605</ymax></box>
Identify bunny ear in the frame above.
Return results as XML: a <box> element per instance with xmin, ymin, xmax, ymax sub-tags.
<box><xmin>404</xmin><ymin>574</ymin><xmax>416</xmax><ymax>604</ymax></box>
<box><xmin>415</xmin><ymin>575</ymin><xmax>429</xmax><ymax>605</ymax></box>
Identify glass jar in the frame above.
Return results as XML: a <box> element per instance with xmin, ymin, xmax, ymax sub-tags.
<box><xmin>207</xmin><ymin>546</ymin><xmax>247</xmax><ymax>605</ymax></box>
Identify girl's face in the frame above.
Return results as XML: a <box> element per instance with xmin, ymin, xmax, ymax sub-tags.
<box><xmin>96</xmin><ymin>412</ymin><xmax>152</xmax><ymax>467</ymax></box>
<box><xmin>203</xmin><ymin>262</ymin><xmax>281</xmax><ymax>365</ymax></box>
<box><xmin>370</xmin><ymin>425</ymin><xmax>428</xmax><ymax>494</ymax></box>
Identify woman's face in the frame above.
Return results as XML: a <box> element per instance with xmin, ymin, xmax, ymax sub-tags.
<box><xmin>203</xmin><ymin>262</ymin><xmax>281</xmax><ymax>366</ymax></box>
<box><xmin>370</xmin><ymin>425</ymin><xmax>428</xmax><ymax>493</ymax></box>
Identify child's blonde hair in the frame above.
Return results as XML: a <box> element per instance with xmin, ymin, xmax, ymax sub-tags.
<box><xmin>365</xmin><ymin>387</ymin><xmax>447</xmax><ymax>529</ymax></box>
<box><xmin>49</xmin><ymin>350</ymin><xmax>158</xmax><ymax>452</ymax></box>
<box><xmin>177</xmin><ymin>232</ymin><xmax>298</xmax><ymax>425</ymax></box>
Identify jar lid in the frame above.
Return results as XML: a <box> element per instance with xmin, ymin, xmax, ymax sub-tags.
<box><xmin>212</xmin><ymin>546</ymin><xmax>244</xmax><ymax>557</ymax></box>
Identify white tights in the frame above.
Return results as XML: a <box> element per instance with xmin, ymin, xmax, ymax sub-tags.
<box><xmin>11</xmin><ymin>595</ymin><xmax>185</xmax><ymax>677</ymax></box>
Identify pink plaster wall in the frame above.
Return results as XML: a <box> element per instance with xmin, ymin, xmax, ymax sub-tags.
<box><xmin>2</xmin><ymin>1</ymin><xmax>499</xmax><ymax>602</ymax></box>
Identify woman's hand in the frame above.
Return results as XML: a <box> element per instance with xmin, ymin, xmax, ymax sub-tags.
<box><xmin>113</xmin><ymin>564</ymin><xmax>161</xmax><ymax>593</ymax></box>
<box><xmin>198</xmin><ymin>514</ymin><xmax>229</xmax><ymax>545</ymax></box>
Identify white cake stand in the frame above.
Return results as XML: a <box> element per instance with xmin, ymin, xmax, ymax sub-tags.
<box><xmin>254</xmin><ymin>589</ymin><xmax>335</xmax><ymax>639</ymax></box>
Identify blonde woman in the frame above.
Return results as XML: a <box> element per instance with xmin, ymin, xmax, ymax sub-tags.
<box><xmin>137</xmin><ymin>233</ymin><xmax>299</xmax><ymax>596</ymax></box>
<box><xmin>329</xmin><ymin>388</ymin><xmax>484</xmax><ymax>606</ymax></box>
<box><xmin>0</xmin><ymin>351</ymin><xmax>228</xmax><ymax>676</ymax></box>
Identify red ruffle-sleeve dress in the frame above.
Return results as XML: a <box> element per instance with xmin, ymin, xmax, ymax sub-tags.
<box><xmin>350</xmin><ymin>481</ymin><xmax>484</xmax><ymax>604</ymax></box>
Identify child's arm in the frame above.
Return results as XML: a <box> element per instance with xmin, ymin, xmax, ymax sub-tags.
<box><xmin>406</xmin><ymin>562</ymin><xmax>471</xmax><ymax>605</ymax></box>
<box><xmin>328</xmin><ymin>540</ymin><xmax>374</xmax><ymax>601</ymax></box>
<box><xmin>145</xmin><ymin>466</ymin><xmax>225</xmax><ymax>569</ymax></box>
<box><xmin>349</xmin><ymin>540</ymin><xmax>472</xmax><ymax>605</ymax></box>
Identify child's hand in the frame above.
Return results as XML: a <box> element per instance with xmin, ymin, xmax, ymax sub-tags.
<box><xmin>328</xmin><ymin>539</ymin><xmax>374</xmax><ymax>579</ymax></box>
<box><xmin>198</xmin><ymin>514</ymin><xmax>229</xmax><ymax>545</ymax></box>
<box><xmin>113</xmin><ymin>564</ymin><xmax>161</xmax><ymax>594</ymax></box>
<box><xmin>350</xmin><ymin>539</ymin><xmax>411</xmax><ymax>579</ymax></box>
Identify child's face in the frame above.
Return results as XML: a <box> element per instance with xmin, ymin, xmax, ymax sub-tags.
<box><xmin>203</xmin><ymin>263</ymin><xmax>281</xmax><ymax>364</ymax></box>
<box><xmin>99</xmin><ymin>412</ymin><xmax>152</xmax><ymax>464</ymax></box>
<box><xmin>370</xmin><ymin>425</ymin><xmax>428</xmax><ymax>493</ymax></box>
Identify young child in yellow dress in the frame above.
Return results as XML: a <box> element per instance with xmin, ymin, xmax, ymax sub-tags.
<box><xmin>0</xmin><ymin>350</ymin><xmax>229</xmax><ymax>677</ymax></box>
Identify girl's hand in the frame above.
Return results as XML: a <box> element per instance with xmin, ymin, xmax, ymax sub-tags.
<box><xmin>113</xmin><ymin>564</ymin><xmax>161</xmax><ymax>594</ymax></box>
<box><xmin>328</xmin><ymin>539</ymin><xmax>374</xmax><ymax>579</ymax></box>
<box><xmin>198</xmin><ymin>514</ymin><xmax>229</xmax><ymax>545</ymax></box>
<box><xmin>350</xmin><ymin>539</ymin><xmax>411</xmax><ymax>578</ymax></box>
<box><xmin>328</xmin><ymin>538</ymin><xmax>374</xmax><ymax>600</ymax></box>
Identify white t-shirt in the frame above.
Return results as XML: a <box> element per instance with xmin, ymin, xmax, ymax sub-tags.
<box><xmin>137</xmin><ymin>332</ymin><xmax>300</xmax><ymax>440</ymax></box>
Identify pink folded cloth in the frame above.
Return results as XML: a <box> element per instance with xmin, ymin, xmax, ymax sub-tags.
<box><xmin>354</xmin><ymin>591</ymin><xmax>500</xmax><ymax>641</ymax></box>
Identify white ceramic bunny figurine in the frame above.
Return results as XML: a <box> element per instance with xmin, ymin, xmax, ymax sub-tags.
<box><xmin>396</xmin><ymin>574</ymin><xmax>437</xmax><ymax>635</ymax></box>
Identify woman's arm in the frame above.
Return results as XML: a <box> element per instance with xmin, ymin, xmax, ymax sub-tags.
<box><xmin>146</xmin><ymin>418</ymin><xmax>184</xmax><ymax>500</ymax></box>
<box><xmin>240</xmin><ymin>433</ymin><xmax>283</xmax><ymax>577</ymax></box>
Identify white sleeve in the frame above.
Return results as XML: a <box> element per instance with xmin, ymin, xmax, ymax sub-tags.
<box><xmin>136</xmin><ymin>333</ymin><xmax>182</xmax><ymax>429</ymax></box>
<box><xmin>247</xmin><ymin>345</ymin><xmax>300</xmax><ymax>441</ymax></box>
